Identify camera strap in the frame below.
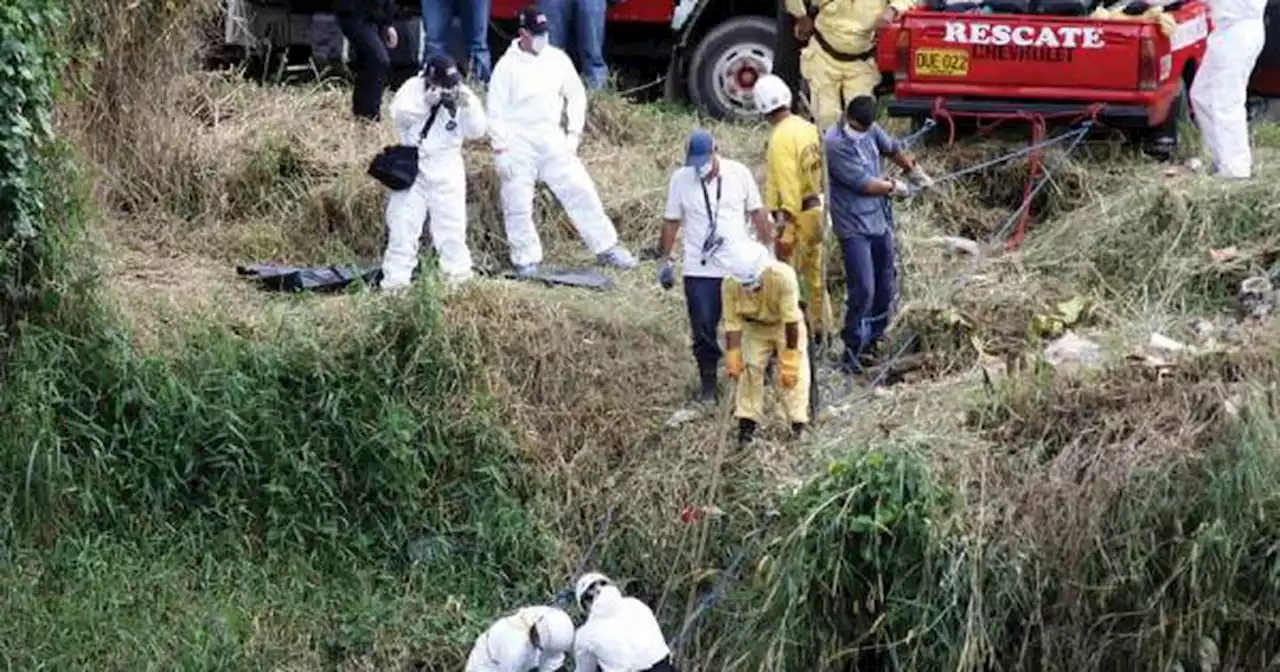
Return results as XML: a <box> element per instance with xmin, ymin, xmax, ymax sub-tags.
<box><xmin>699</xmin><ymin>175</ymin><xmax>722</xmax><ymax>266</ymax></box>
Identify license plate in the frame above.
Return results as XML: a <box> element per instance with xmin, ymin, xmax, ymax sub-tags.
<box><xmin>914</xmin><ymin>49</ymin><xmax>970</xmax><ymax>77</ymax></box>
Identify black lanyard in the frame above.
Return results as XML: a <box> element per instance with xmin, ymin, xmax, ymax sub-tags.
<box><xmin>699</xmin><ymin>175</ymin><xmax>723</xmax><ymax>266</ymax></box>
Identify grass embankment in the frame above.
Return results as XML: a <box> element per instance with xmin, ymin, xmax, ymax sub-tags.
<box><xmin>7</xmin><ymin>0</ymin><xmax>1280</xmax><ymax>668</ymax></box>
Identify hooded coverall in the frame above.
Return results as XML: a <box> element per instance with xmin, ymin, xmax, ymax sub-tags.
<box><xmin>487</xmin><ymin>42</ymin><xmax>622</xmax><ymax>268</ymax></box>
<box><xmin>787</xmin><ymin>0</ymin><xmax>917</xmax><ymax>130</ymax></box>
<box><xmin>723</xmin><ymin>261</ymin><xmax>812</xmax><ymax>425</ymax></box>
<box><xmin>766</xmin><ymin>113</ymin><xmax>832</xmax><ymax>340</ymax></box>
<box><xmin>1190</xmin><ymin>0</ymin><xmax>1267</xmax><ymax>178</ymax></box>
<box><xmin>574</xmin><ymin>586</ymin><xmax>676</xmax><ymax>672</ymax></box>
<box><xmin>465</xmin><ymin>607</ymin><xmax>567</xmax><ymax>672</ymax></box>
<box><xmin>382</xmin><ymin>76</ymin><xmax>487</xmax><ymax>290</ymax></box>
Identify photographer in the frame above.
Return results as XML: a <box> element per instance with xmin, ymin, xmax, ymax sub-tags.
<box><xmin>381</xmin><ymin>55</ymin><xmax>487</xmax><ymax>293</ymax></box>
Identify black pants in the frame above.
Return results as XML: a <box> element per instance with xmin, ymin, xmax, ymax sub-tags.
<box><xmin>773</xmin><ymin>1</ymin><xmax>806</xmax><ymax>116</ymax></box>
<box><xmin>337</xmin><ymin>15</ymin><xmax>391</xmax><ymax>121</ymax></box>
<box><xmin>683</xmin><ymin>275</ymin><xmax>724</xmax><ymax>381</ymax></box>
<box><xmin>644</xmin><ymin>657</ymin><xmax>679</xmax><ymax>672</ymax></box>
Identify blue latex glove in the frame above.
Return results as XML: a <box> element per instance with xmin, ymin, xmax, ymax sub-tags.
<box><xmin>658</xmin><ymin>260</ymin><xmax>676</xmax><ymax>290</ymax></box>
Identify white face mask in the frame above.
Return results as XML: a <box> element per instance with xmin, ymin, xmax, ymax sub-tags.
<box><xmin>697</xmin><ymin>161</ymin><xmax>715</xmax><ymax>179</ymax></box>
<box><xmin>531</xmin><ymin>34</ymin><xmax>549</xmax><ymax>53</ymax></box>
<box><xmin>844</xmin><ymin>123</ymin><xmax>866</xmax><ymax>137</ymax></box>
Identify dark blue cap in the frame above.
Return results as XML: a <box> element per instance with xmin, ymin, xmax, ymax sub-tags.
<box><xmin>517</xmin><ymin>5</ymin><xmax>549</xmax><ymax>34</ymax></box>
<box><xmin>685</xmin><ymin>129</ymin><xmax>715</xmax><ymax>168</ymax></box>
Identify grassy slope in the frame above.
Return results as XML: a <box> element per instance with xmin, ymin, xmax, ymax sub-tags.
<box><xmin>8</xmin><ymin>2</ymin><xmax>1280</xmax><ymax>666</ymax></box>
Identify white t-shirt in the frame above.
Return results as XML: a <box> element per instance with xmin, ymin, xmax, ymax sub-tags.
<box><xmin>663</xmin><ymin>158</ymin><xmax>763</xmax><ymax>278</ymax></box>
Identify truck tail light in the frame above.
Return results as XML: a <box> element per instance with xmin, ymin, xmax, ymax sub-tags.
<box><xmin>1138</xmin><ymin>34</ymin><xmax>1157</xmax><ymax>91</ymax></box>
<box><xmin>896</xmin><ymin>29</ymin><xmax>910</xmax><ymax>81</ymax></box>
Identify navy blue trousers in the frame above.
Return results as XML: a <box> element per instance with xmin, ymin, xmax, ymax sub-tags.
<box><xmin>839</xmin><ymin>231</ymin><xmax>897</xmax><ymax>361</ymax></box>
<box><xmin>683</xmin><ymin>276</ymin><xmax>724</xmax><ymax>379</ymax></box>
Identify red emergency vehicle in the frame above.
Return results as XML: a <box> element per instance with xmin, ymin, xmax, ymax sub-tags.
<box><xmin>874</xmin><ymin>0</ymin><xmax>1211</xmax><ymax>155</ymax></box>
<box><xmin>219</xmin><ymin>0</ymin><xmax>783</xmax><ymax>121</ymax></box>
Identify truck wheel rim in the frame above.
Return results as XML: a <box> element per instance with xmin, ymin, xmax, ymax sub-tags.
<box><xmin>710</xmin><ymin>43</ymin><xmax>772</xmax><ymax>118</ymax></box>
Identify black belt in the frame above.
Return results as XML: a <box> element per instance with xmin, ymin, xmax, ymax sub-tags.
<box><xmin>801</xmin><ymin>194</ymin><xmax>822</xmax><ymax>211</ymax></box>
<box><xmin>812</xmin><ymin>28</ymin><xmax>877</xmax><ymax>62</ymax></box>
<box><xmin>744</xmin><ymin>317</ymin><xmax>781</xmax><ymax>326</ymax></box>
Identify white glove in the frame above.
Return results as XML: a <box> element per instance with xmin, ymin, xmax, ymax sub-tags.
<box><xmin>888</xmin><ymin>178</ymin><xmax>912</xmax><ymax>198</ymax></box>
<box><xmin>907</xmin><ymin>164</ymin><xmax>934</xmax><ymax>189</ymax></box>
<box><xmin>424</xmin><ymin>86</ymin><xmax>442</xmax><ymax>107</ymax></box>
<box><xmin>494</xmin><ymin>152</ymin><xmax>517</xmax><ymax>181</ymax></box>
<box><xmin>565</xmin><ymin>131</ymin><xmax>581</xmax><ymax>155</ymax></box>
<box><xmin>453</xmin><ymin>86</ymin><xmax>472</xmax><ymax>108</ymax></box>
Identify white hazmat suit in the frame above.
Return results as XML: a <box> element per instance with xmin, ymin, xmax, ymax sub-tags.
<box><xmin>1190</xmin><ymin>0</ymin><xmax>1267</xmax><ymax>178</ymax></box>
<box><xmin>486</xmin><ymin>40</ymin><xmax>636</xmax><ymax>274</ymax></box>
<box><xmin>464</xmin><ymin>606</ymin><xmax>576</xmax><ymax>672</ymax></box>
<box><xmin>574</xmin><ymin>584</ymin><xmax>673</xmax><ymax>672</ymax></box>
<box><xmin>382</xmin><ymin>75</ymin><xmax>487</xmax><ymax>291</ymax></box>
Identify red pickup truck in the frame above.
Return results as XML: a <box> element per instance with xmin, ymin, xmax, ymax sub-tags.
<box><xmin>876</xmin><ymin>0</ymin><xmax>1210</xmax><ymax>156</ymax></box>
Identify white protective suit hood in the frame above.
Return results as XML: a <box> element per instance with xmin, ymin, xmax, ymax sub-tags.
<box><xmin>465</xmin><ymin>606</ymin><xmax>572</xmax><ymax>672</ymax></box>
<box><xmin>573</xmin><ymin>587</ymin><xmax>671</xmax><ymax>672</ymax></box>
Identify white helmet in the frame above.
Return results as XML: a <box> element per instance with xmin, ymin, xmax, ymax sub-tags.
<box><xmin>753</xmin><ymin>74</ymin><xmax>793</xmax><ymax>115</ymax></box>
<box><xmin>574</xmin><ymin>571</ymin><xmax>614</xmax><ymax>611</ymax></box>
<box><xmin>532</xmin><ymin>608</ymin><xmax>576</xmax><ymax>654</ymax></box>
<box><xmin>727</xmin><ymin>240</ymin><xmax>772</xmax><ymax>288</ymax></box>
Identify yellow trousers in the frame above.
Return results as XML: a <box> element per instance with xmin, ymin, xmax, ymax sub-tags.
<box><xmin>735</xmin><ymin>322</ymin><xmax>811</xmax><ymax>424</ymax></box>
<box><xmin>778</xmin><ymin>209</ymin><xmax>832</xmax><ymax>338</ymax></box>
<box><xmin>800</xmin><ymin>45</ymin><xmax>881</xmax><ymax>131</ymax></box>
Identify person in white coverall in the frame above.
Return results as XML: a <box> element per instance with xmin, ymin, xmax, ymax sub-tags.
<box><xmin>464</xmin><ymin>605</ymin><xmax>576</xmax><ymax>672</ymax></box>
<box><xmin>486</xmin><ymin>5</ymin><xmax>638</xmax><ymax>277</ymax></box>
<box><xmin>573</xmin><ymin>572</ymin><xmax>678</xmax><ymax>672</ymax></box>
<box><xmin>382</xmin><ymin>54</ymin><xmax>487</xmax><ymax>292</ymax></box>
<box><xmin>1190</xmin><ymin>0</ymin><xmax>1267</xmax><ymax>179</ymax></box>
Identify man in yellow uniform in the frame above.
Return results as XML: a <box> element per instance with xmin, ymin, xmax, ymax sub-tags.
<box><xmin>721</xmin><ymin>240</ymin><xmax>811</xmax><ymax>446</ymax></box>
<box><xmin>788</xmin><ymin>0</ymin><xmax>917</xmax><ymax>131</ymax></box>
<box><xmin>754</xmin><ymin>73</ymin><xmax>832</xmax><ymax>347</ymax></box>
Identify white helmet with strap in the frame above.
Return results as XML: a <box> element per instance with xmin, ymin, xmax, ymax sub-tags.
<box><xmin>574</xmin><ymin>571</ymin><xmax>614</xmax><ymax>612</ymax></box>
<box><xmin>753</xmin><ymin>74</ymin><xmax>793</xmax><ymax>115</ymax></box>
<box><xmin>532</xmin><ymin>608</ymin><xmax>575</xmax><ymax>654</ymax></box>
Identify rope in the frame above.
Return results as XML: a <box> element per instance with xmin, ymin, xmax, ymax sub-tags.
<box><xmin>669</xmin><ymin>531</ymin><xmax>757</xmax><ymax>654</ymax></box>
<box><xmin>818</xmin><ymin>119</ymin><xmax>1094</xmax><ymax>407</ymax></box>
<box><xmin>550</xmin><ymin>507</ymin><xmax>616</xmax><ymax>608</ymax></box>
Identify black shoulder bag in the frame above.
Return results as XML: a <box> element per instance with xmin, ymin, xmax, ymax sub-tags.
<box><xmin>367</xmin><ymin>104</ymin><xmax>443</xmax><ymax>191</ymax></box>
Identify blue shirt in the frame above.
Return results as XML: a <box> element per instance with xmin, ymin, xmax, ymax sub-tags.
<box><xmin>823</xmin><ymin>123</ymin><xmax>902</xmax><ymax>238</ymax></box>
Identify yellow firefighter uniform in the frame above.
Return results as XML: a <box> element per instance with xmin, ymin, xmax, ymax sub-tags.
<box><xmin>765</xmin><ymin>113</ymin><xmax>832</xmax><ymax>340</ymax></box>
<box><xmin>723</xmin><ymin>260</ymin><xmax>811</xmax><ymax>425</ymax></box>
<box><xmin>788</xmin><ymin>0</ymin><xmax>918</xmax><ymax>130</ymax></box>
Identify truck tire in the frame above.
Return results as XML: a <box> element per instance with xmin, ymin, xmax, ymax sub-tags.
<box><xmin>1141</xmin><ymin>76</ymin><xmax>1189</xmax><ymax>161</ymax></box>
<box><xmin>686</xmin><ymin>16</ymin><xmax>777</xmax><ymax>121</ymax></box>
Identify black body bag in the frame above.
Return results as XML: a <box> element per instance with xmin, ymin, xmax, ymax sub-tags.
<box><xmin>367</xmin><ymin>103</ymin><xmax>442</xmax><ymax>191</ymax></box>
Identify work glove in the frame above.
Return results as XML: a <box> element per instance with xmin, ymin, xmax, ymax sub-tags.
<box><xmin>658</xmin><ymin>260</ymin><xmax>675</xmax><ymax>290</ymax></box>
<box><xmin>779</xmin><ymin>349</ymin><xmax>801</xmax><ymax>389</ymax></box>
<box><xmin>565</xmin><ymin>131</ymin><xmax>581</xmax><ymax>155</ymax></box>
<box><xmin>454</xmin><ymin>85</ymin><xmax>472</xmax><ymax>108</ymax></box>
<box><xmin>725</xmin><ymin>348</ymin><xmax>744</xmax><ymax>380</ymax></box>
<box><xmin>494</xmin><ymin>152</ymin><xmax>517</xmax><ymax>181</ymax></box>
<box><xmin>424</xmin><ymin>86</ymin><xmax>443</xmax><ymax>108</ymax></box>
<box><xmin>906</xmin><ymin>164</ymin><xmax>934</xmax><ymax>189</ymax></box>
<box><xmin>888</xmin><ymin>178</ymin><xmax>912</xmax><ymax>198</ymax></box>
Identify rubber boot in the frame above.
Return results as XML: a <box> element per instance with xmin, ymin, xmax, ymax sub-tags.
<box><xmin>695</xmin><ymin>363</ymin><xmax>718</xmax><ymax>404</ymax></box>
<box><xmin>738</xmin><ymin>418</ymin><xmax>758</xmax><ymax>447</ymax></box>
<box><xmin>791</xmin><ymin>422</ymin><xmax>807</xmax><ymax>440</ymax></box>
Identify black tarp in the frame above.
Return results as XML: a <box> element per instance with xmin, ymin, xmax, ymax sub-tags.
<box><xmin>236</xmin><ymin>263</ymin><xmax>382</xmax><ymax>293</ymax></box>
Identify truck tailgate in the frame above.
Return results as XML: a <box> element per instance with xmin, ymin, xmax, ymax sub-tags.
<box><xmin>901</xmin><ymin>14</ymin><xmax>1149</xmax><ymax>90</ymax></box>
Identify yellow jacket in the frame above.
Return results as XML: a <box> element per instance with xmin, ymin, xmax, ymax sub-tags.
<box><xmin>788</xmin><ymin>0</ymin><xmax>918</xmax><ymax>55</ymax></box>
<box><xmin>765</xmin><ymin>114</ymin><xmax>824</xmax><ymax>220</ymax></box>
<box><xmin>723</xmin><ymin>262</ymin><xmax>805</xmax><ymax>330</ymax></box>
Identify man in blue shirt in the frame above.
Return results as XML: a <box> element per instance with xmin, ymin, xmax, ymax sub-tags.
<box><xmin>824</xmin><ymin>95</ymin><xmax>933</xmax><ymax>374</ymax></box>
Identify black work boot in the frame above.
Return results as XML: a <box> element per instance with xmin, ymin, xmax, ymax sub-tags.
<box><xmin>791</xmin><ymin>422</ymin><xmax>807</xmax><ymax>440</ymax></box>
<box><xmin>737</xmin><ymin>418</ymin><xmax>758</xmax><ymax>447</ymax></box>
<box><xmin>695</xmin><ymin>364</ymin><xmax>718</xmax><ymax>404</ymax></box>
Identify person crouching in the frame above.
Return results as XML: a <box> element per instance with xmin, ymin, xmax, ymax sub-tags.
<box><xmin>465</xmin><ymin>605</ymin><xmax>576</xmax><ymax>671</ymax></box>
<box><xmin>721</xmin><ymin>241</ymin><xmax>811</xmax><ymax>446</ymax></box>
